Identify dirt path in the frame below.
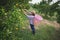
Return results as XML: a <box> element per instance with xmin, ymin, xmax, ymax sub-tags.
<box><xmin>34</xmin><ymin>19</ymin><xmax>60</xmax><ymax>29</ymax></box>
<box><xmin>37</xmin><ymin>19</ymin><xmax>60</xmax><ymax>29</ymax></box>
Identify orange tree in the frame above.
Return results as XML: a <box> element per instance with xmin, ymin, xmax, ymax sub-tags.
<box><xmin>0</xmin><ymin>0</ymin><xmax>31</xmax><ymax>40</ymax></box>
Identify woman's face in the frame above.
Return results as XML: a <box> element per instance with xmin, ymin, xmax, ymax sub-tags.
<box><xmin>28</xmin><ymin>12</ymin><xmax>35</xmax><ymax>16</ymax></box>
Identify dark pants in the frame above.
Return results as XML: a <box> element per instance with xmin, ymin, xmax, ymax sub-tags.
<box><xmin>30</xmin><ymin>24</ymin><xmax>35</xmax><ymax>34</ymax></box>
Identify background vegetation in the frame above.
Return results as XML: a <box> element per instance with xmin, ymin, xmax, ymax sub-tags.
<box><xmin>0</xmin><ymin>0</ymin><xmax>60</xmax><ymax>40</ymax></box>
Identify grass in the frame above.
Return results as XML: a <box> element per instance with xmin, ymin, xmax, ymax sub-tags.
<box><xmin>1</xmin><ymin>25</ymin><xmax>60</xmax><ymax>40</ymax></box>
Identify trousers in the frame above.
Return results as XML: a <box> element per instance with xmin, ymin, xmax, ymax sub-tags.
<box><xmin>30</xmin><ymin>24</ymin><xmax>35</xmax><ymax>34</ymax></box>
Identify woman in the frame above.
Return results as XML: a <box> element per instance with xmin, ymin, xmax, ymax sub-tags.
<box><xmin>22</xmin><ymin>9</ymin><xmax>35</xmax><ymax>35</ymax></box>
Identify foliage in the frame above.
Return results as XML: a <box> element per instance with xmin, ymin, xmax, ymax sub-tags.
<box><xmin>0</xmin><ymin>6</ymin><xmax>29</xmax><ymax>40</ymax></box>
<box><xmin>32</xmin><ymin>0</ymin><xmax>60</xmax><ymax>23</ymax></box>
<box><xmin>0</xmin><ymin>0</ymin><xmax>60</xmax><ymax>40</ymax></box>
<box><xmin>0</xmin><ymin>0</ymin><xmax>31</xmax><ymax>11</ymax></box>
<box><xmin>0</xmin><ymin>0</ymin><xmax>31</xmax><ymax>40</ymax></box>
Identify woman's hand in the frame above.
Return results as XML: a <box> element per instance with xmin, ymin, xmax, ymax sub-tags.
<box><xmin>24</xmin><ymin>9</ymin><xmax>27</xmax><ymax>11</ymax></box>
<box><xmin>22</xmin><ymin>9</ymin><xmax>27</xmax><ymax>16</ymax></box>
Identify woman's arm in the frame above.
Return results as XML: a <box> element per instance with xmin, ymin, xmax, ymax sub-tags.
<box><xmin>22</xmin><ymin>9</ymin><xmax>28</xmax><ymax>16</ymax></box>
<box><xmin>24</xmin><ymin>9</ymin><xmax>29</xmax><ymax>13</ymax></box>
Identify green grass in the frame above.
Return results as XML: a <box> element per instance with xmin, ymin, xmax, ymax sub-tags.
<box><xmin>1</xmin><ymin>25</ymin><xmax>60</xmax><ymax>40</ymax></box>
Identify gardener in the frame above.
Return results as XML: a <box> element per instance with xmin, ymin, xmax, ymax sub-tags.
<box><xmin>22</xmin><ymin>9</ymin><xmax>35</xmax><ymax>35</ymax></box>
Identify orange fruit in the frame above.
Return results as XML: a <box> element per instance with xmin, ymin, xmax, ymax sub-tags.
<box><xmin>16</xmin><ymin>28</ymin><xmax>18</xmax><ymax>30</ymax></box>
<box><xmin>16</xmin><ymin>3</ymin><xmax>19</xmax><ymax>6</ymax></box>
<box><xmin>22</xmin><ymin>27</ymin><xmax>26</xmax><ymax>29</ymax></box>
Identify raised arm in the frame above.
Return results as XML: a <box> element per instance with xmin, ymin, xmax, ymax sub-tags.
<box><xmin>24</xmin><ymin>9</ymin><xmax>29</xmax><ymax>13</ymax></box>
<box><xmin>22</xmin><ymin>9</ymin><xmax>28</xmax><ymax>16</ymax></box>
